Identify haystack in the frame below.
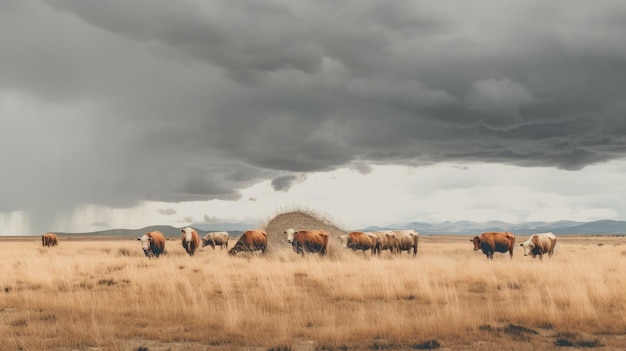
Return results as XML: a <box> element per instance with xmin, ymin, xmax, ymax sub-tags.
<box><xmin>264</xmin><ymin>210</ymin><xmax>347</xmax><ymax>253</ymax></box>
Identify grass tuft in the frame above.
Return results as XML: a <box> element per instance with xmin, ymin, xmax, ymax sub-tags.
<box><xmin>411</xmin><ymin>340</ymin><xmax>441</xmax><ymax>349</ymax></box>
<box><xmin>554</xmin><ymin>332</ymin><xmax>603</xmax><ymax>348</ymax></box>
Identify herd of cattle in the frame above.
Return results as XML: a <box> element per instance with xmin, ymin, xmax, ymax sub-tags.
<box><xmin>40</xmin><ymin>228</ymin><xmax>558</xmax><ymax>260</ymax></box>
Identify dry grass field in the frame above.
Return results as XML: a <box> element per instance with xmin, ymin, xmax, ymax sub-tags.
<box><xmin>2</xmin><ymin>223</ymin><xmax>626</xmax><ymax>350</ymax></box>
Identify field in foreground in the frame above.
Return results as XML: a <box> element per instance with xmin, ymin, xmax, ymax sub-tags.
<box><xmin>1</xmin><ymin>235</ymin><xmax>626</xmax><ymax>351</ymax></box>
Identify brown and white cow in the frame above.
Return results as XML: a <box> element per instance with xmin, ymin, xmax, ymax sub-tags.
<box><xmin>520</xmin><ymin>232</ymin><xmax>557</xmax><ymax>260</ymax></box>
<box><xmin>137</xmin><ymin>231</ymin><xmax>166</xmax><ymax>258</ymax></box>
<box><xmin>228</xmin><ymin>230</ymin><xmax>267</xmax><ymax>256</ymax></box>
<box><xmin>284</xmin><ymin>229</ymin><xmax>329</xmax><ymax>255</ymax></box>
<box><xmin>41</xmin><ymin>233</ymin><xmax>58</xmax><ymax>247</ymax></box>
<box><xmin>390</xmin><ymin>229</ymin><xmax>420</xmax><ymax>256</ymax></box>
<box><xmin>181</xmin><ymin>227</ymin><xmax>200</xmax><ymax>256</ymax></box>
<box><xmin>369</xmin><ymin>231</ymin><xmax>396</xmax><ymax>255</ymax></box>
<box><xmin>202</xmin><ymin>231</ymin><xmax>229</xmax><ymax>250</ymax></box>
<box><xmin>339</xmin><ymin>231</ymin><xmax>375</xmax><ymax>255</ymax></box>
<box><xmin>470</xmin><ymin>231</ymin><xmax>515</xmax><ymax>259</ymax></box>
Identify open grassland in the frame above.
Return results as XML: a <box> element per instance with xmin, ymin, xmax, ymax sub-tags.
<box><xmin>1</xmin><ymin>235</ymin><xmax>626</xmax><ymax>350</ymax></box>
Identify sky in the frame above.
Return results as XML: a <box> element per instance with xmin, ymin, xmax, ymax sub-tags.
<box><xmin>1</xmin><ymin>1</ymin><xmax>626</xmax><ymax>234</ymax></box>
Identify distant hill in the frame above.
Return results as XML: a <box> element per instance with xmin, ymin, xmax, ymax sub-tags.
<box><xmin>190</xmin><ymin>222</ymin><xmax>254</xmax><ymax>232</ymax></box>
<box><xmin>363</xmin><ymin>220</ymin><xmax>626</xmax><ymax>235</ymax></box>
<box><xmin>49</xmin><ymin>219</ymin><xmax>626</xmax><ymax>238</ymax></box>
<box><xmin>548</xmin><ymin>220</ymin><xmax>626</xmax><ymax>235</ymax></box>
<box><xmin>52</xmin><ymin>225</ymin><xmax>243</xmax><ymax>238</ymax></box>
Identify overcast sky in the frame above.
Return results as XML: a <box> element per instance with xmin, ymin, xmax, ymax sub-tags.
<box><xmin>2</xmin><ymin>1</ymin><xmax>626</xmax><ymax>234</ymax></box>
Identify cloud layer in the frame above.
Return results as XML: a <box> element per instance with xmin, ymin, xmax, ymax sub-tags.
<box><xmin>2</xmin><ymin>0</ymin><xmax>626</xmax><ymax>231</ymax></box>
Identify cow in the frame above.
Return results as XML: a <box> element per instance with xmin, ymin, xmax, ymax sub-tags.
<box><xmin>370</xmin><ymin>231</ymin><xmax>396</xmax><ymax>255</ymax></box>
<box><xmin>339</xmin><ymin>231</ymin><xmax>375</xmax><ymax>255</ymax></box>
<box><xmin>471</xmin><ymin>231</ymin><xmax>515</xmax><ymax>259</ymax></box>
<box><xmin>389</xmin><ymin>230</ymin><xmax>420</xmax><ymax>256</ymax></box>
<box><xmin>228</xmin><ymin>230</ymin><xmax>267</xmax><ymax>256</ymax></box>
<box><xmin>181</xmin><ymin>227</ymin><xmax>200</xmax><ymax>256</ymax></box>
<box><xmin>284</xmin><ymin>229</ymin><xmax>329</xmax><ymax>255</ymax></box>
<box><xmin>520</xmin><ymin>232</ymin><xmax>557</xmax><ymax>260</ymax></box>
<box><xmin>41</xmin><ymin>233</ymin><xmax>58</xmax><ymax>247</ymax></box>
<box><xmin>137</xmin><ymin>231</ymin><xmax>166</xmax><ymax>258</ymax></box>
<box><xmin>202</xmin><ymin>231</ymin><xmax>229</xmax><ymax>250</ymax></box>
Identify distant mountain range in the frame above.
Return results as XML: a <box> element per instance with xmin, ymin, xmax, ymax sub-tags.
<box><xmin>363</xmin><ymin>219</ymin><xmax>626</xmax><ymax>235</ymax></box>
<box><xmin>49</xmin><ymin>219</ymin><xmax>626</xmax><ymax>237</ymax></box>
<box><xmin>54</xmin><ymin>225</ymin><xmax>244</xmax><ymax>238</ymax></box>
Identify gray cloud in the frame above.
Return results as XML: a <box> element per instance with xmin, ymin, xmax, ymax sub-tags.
<box><xmin>271</xmin><ymin>175</ymin><xmax>307</xmax><ymax>192</ymax></box>
<box><xmin>350</xmin><ymin>163</ymin><xmax>374</xmax><ymax>175</ymax></box>
<box><xmin>203</xmin><ymin>215</ymin><xmax>221</xmax><ymax>223</ymax></box>
<box><xmin>2</xmin><ymin>0</ymin><xmax>626</xmax><ymax>231</ymax></box>
<box><xmin>158</xmin><ymin>208</ymin><xmax>177</xmax><ymax>216</ymax></box>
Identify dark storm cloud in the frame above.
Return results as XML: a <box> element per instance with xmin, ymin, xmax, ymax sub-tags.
<box><xmin>2</xmin><ymin>0</ymin><xmax>626</xmax><ymax>231</ymax></box>
<box><xmin>271</xmin><ymin>175</ymin><xmax>307</xmax><ymax>192</ymax></box>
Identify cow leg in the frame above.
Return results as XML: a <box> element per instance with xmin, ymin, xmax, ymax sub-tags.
<box><xmin>548</xmin><ymin>246</ymin><xmax>554</xmax><ymax>257</ymax></box>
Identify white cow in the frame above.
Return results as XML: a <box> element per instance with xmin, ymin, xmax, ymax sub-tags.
<box><xmin>390</xmin><ymin>229</ymin><xmax>420</xmax><ymax>256</ymax></box>
<box><xmin>520</xmin><ymin>232</ymin><xmax>557</xmax><ymax>260</ymax></box>
<box><xmin>202</xmin><ymin>231</ymin><xmax>229</xmax><ymax>250</ymax></box>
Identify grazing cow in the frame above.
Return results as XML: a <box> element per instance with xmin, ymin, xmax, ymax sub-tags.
<box><xmin>228</xmin><ymin>230</ymin><xmax>267</xmax><ymax>256</ymax></box>
<box><xmin>390</xmin><ymin>230</ymin><xmax>420</xmax><ymax>256</ymax></box>
<box><xmin>471</xmin><ymin>232</ymin><xmax>515</xmax><ymax>259</ymax></box>
<box><xmin>202</xmin><ymin>231</ymin><xmax>229</xmax><ymax>250</ymax></box>
<box><xmin>181</xmin><ymin>227</ymin><xmax>200</xmax><ymax>256</ymax></box>
<box><xmin>137</xmin><ymin>231</ymin><xmax>166</xmax><ymax>258</ymax></box>
<box><xmin>339</xmin><ymin>231</ymin><xmax>375</xmax><ymax>255</ymax></box>
<box><xmin>370</xmin><ymin>231</ymin><xmax>396</xmax><ymax>255</ymax></box>
<box><xmin>41</xmin><ymin>233</ymin><xmax>58</xmax><ymax>247</ymax></box>
<box><xmin>520</xmin><ymin>232</ymin><xmax>557</xmax><ymax>260</ymax></box>
<box><xmin>284</xmin><ymin>229</ymin><xmax>329</xmax><ymax>255</ymax></box>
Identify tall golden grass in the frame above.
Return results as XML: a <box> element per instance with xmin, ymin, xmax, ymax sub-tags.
<box><xmin>1</xmin><ymin>235</ymin><xmax>626</xmax><ymax>350</ymax></box>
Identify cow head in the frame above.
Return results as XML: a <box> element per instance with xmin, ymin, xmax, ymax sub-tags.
<box><xmin>283</xmin><ymin>228</ymin><xmax>296</xmax><ymax>243</ymax></box>
<box><xmin>338</xmin><ymin>234</ymin><xmax>350</xmax><ymax>248</ymax></box>
<box><xmin>520</xmin><ymin>238</ymin><xmax>535</xmax><ymax>256</ymax></box>
<box><xmin>181</xmin><ymin>227</ymin><xmax>194</xmax><ymax>242</ymax></box>
<box><xmin>470</xmin><ymin>236</ymin><xmax>481</xmax><ymax>251</ymax></box>
<box><xmin>201</xmin><ymin>233</ymin><xmax>212</xmax><ymax>247</ymax></box>
<box><xmin>138</xmin><ymin>233</ymin><xmax>152</xmax><ymax>257</ymax></box>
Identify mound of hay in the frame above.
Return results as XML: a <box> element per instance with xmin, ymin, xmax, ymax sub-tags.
<box><xmin>264</xmin><ymin>210</ymin><xmax>347</xmax><ymax>253</ymax></box>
